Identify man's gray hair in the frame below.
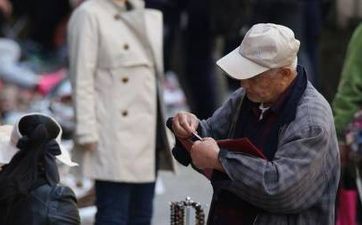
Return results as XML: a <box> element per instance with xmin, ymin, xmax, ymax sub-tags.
<box><xmin>284</xmin><ymin>57</ymin><xmax>298</xmax><ymax>74</ymax></box>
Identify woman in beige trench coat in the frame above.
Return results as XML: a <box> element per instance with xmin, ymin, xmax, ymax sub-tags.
<box><xmin>67</xmin><ymin>0</ymin><xmax>175</xmax><ymax>224</ymax></box>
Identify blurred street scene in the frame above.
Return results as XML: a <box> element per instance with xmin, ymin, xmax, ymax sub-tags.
<box><xmin>0</xmin><ymin>0</ymin><xmax>362</xmax><ymax>224</ymax></box>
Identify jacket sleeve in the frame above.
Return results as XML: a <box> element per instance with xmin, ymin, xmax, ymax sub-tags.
<box><xmin>67</xmin><ymin>7</ymin><xmax>99</xmax><ymax>144</ymax></box>
<box><xmin>218</xmin><ymin>124</ymin><xmax>338</xmax><ymax>214</ymax></box>
<box><xmin>48</xmin><ymin>185</ymin><xmax>80</xmax><ymax>225</ymax></box>
<box><xmin>332</xmin><ymin>24</ymin><xmax>362</xmax><ymax>139</ymax></box>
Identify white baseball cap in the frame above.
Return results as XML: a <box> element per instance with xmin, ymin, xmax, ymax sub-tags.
<box><xmin>216</xmin><ymin>23</ymin><xmax>300</xmax><ymax>80</ymax></box>
<box><xmin>0</xmin><ymin>113</ymin><xmax>78</xmax><ymax>167</ymax></box>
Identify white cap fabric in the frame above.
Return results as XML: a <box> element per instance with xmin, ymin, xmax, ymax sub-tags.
<box><xmin>216</xmin><ymin>23</ymin><xmax>300</xmax><ymax>80</ymax></box>
<box><xmin>0</xmin><ymin>113</ymin><xmax>78</xmax><ymax>167</ymax></box>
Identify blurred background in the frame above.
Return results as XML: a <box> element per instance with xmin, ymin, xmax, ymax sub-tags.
<box><xmin>0</xmin><ymin>0</ymin><xmax>361</xmax><ymax>224</ymax></box>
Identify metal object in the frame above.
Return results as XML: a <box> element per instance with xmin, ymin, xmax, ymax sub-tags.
<box><xmin>191</xmin><ymin>132</ymin><xmax>203</xmax><ymax>141</ymax></box>
<box><xmin>170</xmin><ymin>197</ymin><xmax>205</xmax><ymax>225</ymax></box>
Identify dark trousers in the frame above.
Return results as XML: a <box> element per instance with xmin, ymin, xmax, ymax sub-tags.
<box><xmin>95</xmin><ymin>180</ymin><xmax>156</xmax><ymax>225</ymax></box>
<box><xmin>146</xmin><ymin>0</ymin><xmax>219</xmax><ymax>120</ymax></box>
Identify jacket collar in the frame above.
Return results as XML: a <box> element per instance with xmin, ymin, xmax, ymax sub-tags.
<box><xmin>279</xmin><ymin>65</ymin><xmax>308</xmax><ymax>126</ymax></box>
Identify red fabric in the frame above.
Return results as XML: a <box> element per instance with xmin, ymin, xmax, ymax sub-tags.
<box><xmin>217</xmin><ymin>138</ymin><xmax>266</xmax><ymax>159</ymax></box>
<box><xmin>177</xmin><ymin>137</ymin><xmax>266</xmax><ymax>179</ymax></box>
<box><xmin>37</xmin><ymin>69</ymin><xmax>66</xmax><ymax>95</ymax></box>
<box><xmin>336</xmin><ymin>188</ymin><xmax>357</xmax><ymax>225</ymax></box>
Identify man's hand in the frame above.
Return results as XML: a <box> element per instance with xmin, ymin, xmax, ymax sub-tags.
<box><xmin>172</xmin><ymin>112</ymin><xmax>199</xmax><ymax>139</ymax></box>
<box><xmin>78</xmin><ymin>142</ymin><xmax>97</xmax><ymax>152</ymax></box>
<box><xmin>190</xmin><ymin>137</ymin><xmax>224</xmax><ymax>171</ymax></box>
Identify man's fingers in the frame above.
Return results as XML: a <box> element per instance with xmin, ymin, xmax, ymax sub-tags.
<box><xmin>203</xmin><ymin>137</ymin><xmax>215</xmax><ymax>142</ymax></box>
<box><xmin>173</xmin><ymin>112</ymin><xmax>199</xmax><ymax>138</ymax></box>
<box><xmin>180</xmin><ymin>113</ymin><xmax>198</xmax><ymax>133</ymax></box>
<box><xmin>172</xmin><ymin>114</ymin><xmax>191</xmax><ymax>138</ymax></box>
<box><xmin>179</xmin><ymin>113</ymin><xmax>192</xmax><ymax>129</ymax></box>
<box><xmin>189</xmin><ymin>117</ymin><xmax>199</xmax><ymax>132</ymax></box>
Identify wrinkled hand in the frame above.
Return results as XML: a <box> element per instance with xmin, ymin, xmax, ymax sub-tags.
<box><xmin>78</xmin><ymin>142</ymin><xmax>97</xmax><ymax>152</ymax></box>
<box><xmin>172</xmin><ymin>112</ymin><xmax>199</xmax><ymax>139</ymax></box>
<box><xmin>190</xmin><ymin>137</ymin><xmax>224</xmax><ymax>171</ymax></box>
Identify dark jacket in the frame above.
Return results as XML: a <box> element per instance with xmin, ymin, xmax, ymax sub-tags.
<box><xmin>1</xmin><ymin>183</ymin><xmax>80</xmax><ymax>225</ymax></box>
<box><xmin>172</xmin><ymin>68</ymin><xmax>340</xmax><ymax>225</ymax></box>
<box><xmin>31</xmin><ymin>184</ymin><xmax>80</xmax><ymax>225</ymax></box>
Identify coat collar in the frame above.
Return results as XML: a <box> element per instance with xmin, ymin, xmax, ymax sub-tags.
<box><xmin>278</xmin><ymin>65</ymin><xmax>308</xmax><ymax>126</ymax></box>
<box><xmin>103</xmin><ymin>0</ymin><xmax>163</xmax><ymax>79</ymax></box>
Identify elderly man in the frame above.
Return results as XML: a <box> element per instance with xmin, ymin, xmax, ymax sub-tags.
<box><xmin>171</xmin><ymin>23</ymin><xmax>340</xmax><ymax>225</ymax></box>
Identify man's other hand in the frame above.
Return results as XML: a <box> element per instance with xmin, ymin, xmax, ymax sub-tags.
<box><xmin>190</xmin><ymin>137</ymin><xmax>224</xmax><ymax>171</ymax></box>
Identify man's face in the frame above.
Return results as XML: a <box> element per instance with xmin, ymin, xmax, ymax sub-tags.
<box><xmin>239</xmin><ymin>69</ymin><xmax>289</xmax><ymax>105</ymax></box>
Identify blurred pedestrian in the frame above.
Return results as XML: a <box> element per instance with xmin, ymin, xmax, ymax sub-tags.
<box><xmin>332</xmin><ymin>23</ymin><xmax>362</xmax><ymax>225</ymax></box>
<box><xmin>146</xmin><ymin>0</ymin><xmax>223</xmax><ymax>119</ymax></box>
<box><xmin>67</xmin><ymin>0</ymin><xmax>176</xmax><ymax>224</ymax></box>
<box><xmin>0</xmin><ymin>84</ymin><xmax>22</xmax><ymax>124</ymax></box>
<box><xmin>171</xmin><ymin>23</ymin><xmax>340</xmax><ymax>225</ymax></box>
<box><xmin>0</xmin><ymin>113</ymin><xmax>79</xmax><ymax>225</ymax></box>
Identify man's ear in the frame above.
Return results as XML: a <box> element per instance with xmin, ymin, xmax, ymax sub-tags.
<box><xmin>279</xmin><ymin>68</ymin><xmax>294</xmax><ymax>82</ymax></box>
<box><xmin>277</xmin><ymin>68</ymin><xmax>295</xmax><ymax>88</ymax></box>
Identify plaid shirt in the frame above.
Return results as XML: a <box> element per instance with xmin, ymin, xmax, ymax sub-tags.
<box><xmin>199</xmin><ymin>70</ymin><xmax>340</xmax><ymax>225</ymax></box>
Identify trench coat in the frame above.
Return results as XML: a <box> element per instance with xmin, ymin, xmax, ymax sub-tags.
<box><xmin>68</xmin><ymin>0</ymin><xmax>175</xmax><ymax>182</ymax></box>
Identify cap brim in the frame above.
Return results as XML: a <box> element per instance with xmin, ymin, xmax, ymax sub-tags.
<box><xmin>216</xmin><ymin>47</ymin><xmax>269</xmax><ymax>80</ymax></box>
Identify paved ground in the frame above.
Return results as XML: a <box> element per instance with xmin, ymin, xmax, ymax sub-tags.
<box><xmin>152</xmin><ymin>166</ymin><xmax>213</xmax><ymax>225</ymax></box>
<box><xmin>80</xmin><ymin>165</ymin><xmax>213</xmax><ymax>225</ymax></box>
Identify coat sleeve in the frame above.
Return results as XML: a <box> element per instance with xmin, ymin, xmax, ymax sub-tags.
<box><xmin>67</xmin><ymin>7</ymin><xmax>99</xmax><ymax>144</ymax></box>
<box><xmin>332</xmin><ymin>24</ymin><xmax>362</xmax><ymax>139</ymax></box>
<box><xmin>218</xmin><ymin>124</ymin><xmax>338</xmax><ymax>214</ymax></box>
